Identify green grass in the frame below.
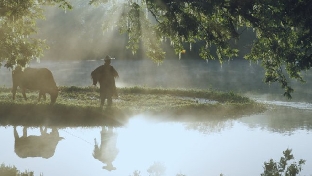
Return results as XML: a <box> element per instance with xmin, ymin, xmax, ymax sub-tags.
<box><xmin>0</xmin><ymin>86</ymin><xmax>266</xmax><ymax>127</ymax></box>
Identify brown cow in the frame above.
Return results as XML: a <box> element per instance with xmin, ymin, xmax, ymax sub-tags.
<box><xmin>12</xmin><ymin>66</ymin><xmax>58</xmax><ymax>104</ymax></box>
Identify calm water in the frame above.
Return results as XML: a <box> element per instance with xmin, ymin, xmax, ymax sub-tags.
<box><xmin>1</xmin><ymin>59</ymin><xmax>312</xmax><ymax>175</ymax></box>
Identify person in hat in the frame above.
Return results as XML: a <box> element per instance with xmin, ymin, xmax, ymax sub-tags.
<box><xmin>91</xmin><ymin>55</ymin><xmax>119</xmax><ymax>106</ymax></box>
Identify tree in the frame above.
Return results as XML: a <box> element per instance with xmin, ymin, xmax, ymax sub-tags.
<box><xmin>2</xmin><ymin>0</ymin><xmax>312</xmax><ymax>98</ymax></box>
<box><xmin>90</xmin><ymin>0</ymin><xmax>312</xmax><ymax>98</ymax></box>
<box><xmin>0</xmin><ymin>0</ymin><xmax>71</xmax><ymax>68</ymax></box>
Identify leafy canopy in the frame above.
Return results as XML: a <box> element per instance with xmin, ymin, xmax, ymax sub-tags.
<box><xmin>1</xmin><ymin>0</ymin><xmax>312</xmax><ymax>98</ymax></box>
<box><xmin>0</xmin><ymin>0</ymin><xmax>71</xmax><ymax>68</ymax></box>
<box><xmin>91</xmin><ymin>0</ymin><xmax>312</xmax><ymax>98</ymax></box>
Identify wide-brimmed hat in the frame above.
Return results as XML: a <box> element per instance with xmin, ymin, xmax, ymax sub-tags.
<box><xmin>104</xmin><ymin>55</ymin><xmax>115</xmax><ymax>61</ymax></box>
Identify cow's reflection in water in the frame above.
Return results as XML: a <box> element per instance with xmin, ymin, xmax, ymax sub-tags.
<box><xmin>93</xmin><ymin>126</ymin><xmax>119</xmax><ymax>171</ymax></box>
<box><xmin>14</xmin><ymin>126</ymin><xmax>64</xmax><ymax>159</ymax></box>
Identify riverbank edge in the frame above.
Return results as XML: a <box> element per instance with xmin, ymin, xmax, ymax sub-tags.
<box><xmin>0</xmin><ymin>86</ymin><xmax>266</xmax><ymax>127</ymax></box>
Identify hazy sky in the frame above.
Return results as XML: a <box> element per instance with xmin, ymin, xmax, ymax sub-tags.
<box><xmin>37</xmin><ymin>1</ymin><xmax>136</xmax><ymax>61</ymax></box>
<box><xmin>36</xmin><ymin>1</ymin><xmax>205</xmax><ymax>62</ymax></box>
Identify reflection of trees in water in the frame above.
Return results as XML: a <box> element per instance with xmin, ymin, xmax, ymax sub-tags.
<box><xmin>272</xmin><ymin>109</ymin><xmax>312</xmax><ymax>133</ymax></box>
<box><xmin>93</xmin><ymin>126</ymin><xmax>119</xmax><ymax>171</ymax></box>
<box><xmin>186</xmin><ymin>108</ymin><xmax>312</xmax><ymax>135</ymax></box>
<box><xmin>128</xmin><ymin>162</ymin><xmax>167</xmax><ymax>176</ymax></box>
<box><xmin>14</xmin><ymin>126</ymin><xmax>63</xmax><ymax>159</ymax></box>
<box><xmin>185</xmin><ymin>119</ymin><xmax>234</xmax><ymax>134</ymax></box>
<box><xmin>129</xmin><ymin>170</ymin><xmax>141</xmax><ymax>176</ymax></box>
<box><xmin>241</xmin><ymin>108</ymin><xmax>312</xmax><ymax>134</ymax></box>
<box><xmin>147</xmin><ymin>162</ymin><xmax>166</xmax><ymax>176</ymax></box>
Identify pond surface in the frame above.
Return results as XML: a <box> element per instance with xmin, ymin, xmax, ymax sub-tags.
<box><xmin>1</xmin><ymin>108</ymin><xmax>312</xmax><ymax>176</ymax></box>
<box><xmin>1</xmin><ymin>59</ymin><xmax>312</xmax><ymax>175</ymax></box>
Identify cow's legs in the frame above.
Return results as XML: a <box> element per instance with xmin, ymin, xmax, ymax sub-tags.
<box><xmin>22</xmin><ymin>127</ymin><xmax>27</xmax><ymax>137</ymax></box>
<box><xmin>100</xmin><ymin>98</ymin><xmax>105</xmax><ymax>107</ymax></box>
<box><xmin>14</xmin><ymin>126</ymin><xmax>19</xmax><ymax>139</ymax></box>
<box><xmin>38</xmin><ymin>91</ymin><xmax>46</xmax><ymax>101</ymax></box>
<box><xmin>40</xmin><ymin>126</ymin><xmax>48</xmax><ymax>135</ymax></box>
<box><xmin>107</xmin><ymin>97</ymin><xmax>112</xmax><ymax>106</ymax></box>
<box><xmin>12</xmin><ymin>86</ymin><xmax>17</xmax><ymax>100</ymax></box>
<box><xmin>21</xmin><ymin>89</ymin><xmax>27</xmax><ymax>100</ymax></box>
<box><xmin>38</xmin><ymin>91</ymin><xmax>42</xmax><ymax>101</ymax></box>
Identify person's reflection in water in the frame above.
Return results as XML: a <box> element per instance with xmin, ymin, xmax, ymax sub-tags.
<box><xmin>93</xmin><ymin>126</ymin><xmax>119</xmax><ymax>171</ymax></box>
<box><xmin>14</xmin><ymin>126</ymin><xmax>64</xmax><ymax>159</ymax></box>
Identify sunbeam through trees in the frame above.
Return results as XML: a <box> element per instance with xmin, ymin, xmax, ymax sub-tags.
<box><xmin>1</xmin><ymin>0</ymin><xmax>312</xmax><ymax>98</ymax></box>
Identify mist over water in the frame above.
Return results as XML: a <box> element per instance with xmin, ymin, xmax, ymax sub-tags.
<box><xmin>2</xmin><ymin>58</ymin><xmax>312</xmax><ymax>104</ymax></box>
<box><xmin>1</xmin><ymin>110</ymin><xmax>312</xmax><ymax>176</ymax></box>
<box><xmin>1</xmin><ymin>57</ymin><xmax>312</xmax><ymax>176</ymax></box>
<box><xmin>1</xmin><ymin>2</ymin><xmax>312</xmax><ymax>176</ymax></box>
<box><xmin>1</xmin><ymin>0</ymin><xmax>310</xmax><ymax>103</ymax></box>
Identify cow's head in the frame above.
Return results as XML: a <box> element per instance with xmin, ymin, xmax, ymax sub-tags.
<box><xmin>50</xmin><ymin>88</ymin><xmax>59</xmax><ymax>105</ymax></box>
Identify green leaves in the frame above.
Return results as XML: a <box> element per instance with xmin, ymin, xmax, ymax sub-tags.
<box><xmin>2</xmin><ymin>0</ymin><xmax>312</xmax><ymax>98</ymax></box>
<box><xmin>0</xmin><ymin>0</ymin><xmax>70</xmax><ymax>69</ymax></box>
<box><xmin>240</xmin><ymin>1</ymin><xmax>312</xmax><ymax>98</ymax></box>
<box><xmin>0</xmin><ymin>1</ymin><xmax>40</xmax><ymax>68</ymax></box>
<box><xmin>261</xmin><ymin>149</ymin><xmax>306</xmax><ymax>176</ymax></box>
<box><xmin>120</xmin><ymin>0</ymin><xmax>312</xmax><ymax>98</ymax></box>
<box><xmin>95</xmin><ymin>1</ymin><xmax>239</xmax><ymax>61</ymax></box>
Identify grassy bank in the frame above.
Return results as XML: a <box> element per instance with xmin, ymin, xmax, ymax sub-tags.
<box><xmin>0</xmin><ymin>86</ymin><xmax>266</xmax><ymax>127</ymax></box>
